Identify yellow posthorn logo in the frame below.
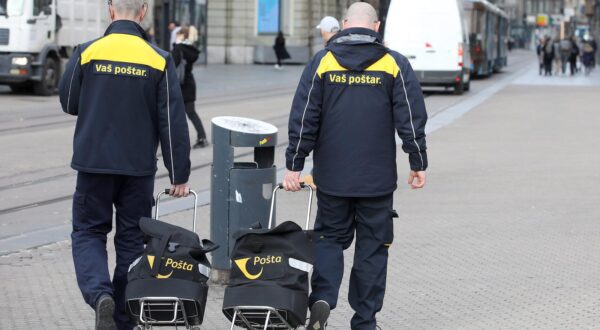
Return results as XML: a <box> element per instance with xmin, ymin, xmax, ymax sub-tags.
<box><xmin>234</xmin><ymin>255</ymin><xmax>283</xmax><ymax>280</ymax></box>
<box><xmin>147</xmin><ymin>255</ymin><xmax>194</xmax><ymax>279</ymax></box>
<box><xmin>234</xmin><ymin>257</ymin><xmax>263</xmax><ymax>280</ymax></box>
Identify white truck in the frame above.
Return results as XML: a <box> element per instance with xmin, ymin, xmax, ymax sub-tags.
<box><xmin>0</xmin><ymin>0</ymin><xmax>109</xmax><ymax>95</ymax></box>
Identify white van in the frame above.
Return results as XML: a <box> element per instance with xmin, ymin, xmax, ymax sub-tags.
<box><xmin>384</xmin><ymin>0</ymin><xmax>471</xmax><ymax>94</ymax></box>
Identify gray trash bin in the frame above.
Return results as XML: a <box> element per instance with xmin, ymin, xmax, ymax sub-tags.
<box><xmin>210</xmin><ymin>116</ymin><xmax>278</xmax><ymax>280</ymax></box>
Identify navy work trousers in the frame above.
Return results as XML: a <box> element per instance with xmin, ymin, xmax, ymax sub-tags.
<box><xmin>71</xmin><ymin>172</ymin><xmax>154</xmax><ymax>330</ymax></box>
<box><xmin>309</xmin><ymin>190</ymin><xmax>394</xmax><ymax>330</ymax></box>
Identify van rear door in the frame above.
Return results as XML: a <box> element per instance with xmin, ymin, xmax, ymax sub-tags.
<box><xmin>385</xmin><ymin>0</ymin><xmax>463</xmax><ymax>73</ymax></box>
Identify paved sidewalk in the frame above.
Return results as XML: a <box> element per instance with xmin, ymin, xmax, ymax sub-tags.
<box><xmin>2</xmin><ymin>61</ymin><xmax>600</xmax><ymax>329</ymax></box>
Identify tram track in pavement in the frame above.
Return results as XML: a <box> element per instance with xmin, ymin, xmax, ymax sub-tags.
<box><xmin>0</xmin><ymin>86</ymin><xmax>297</xmax><ymax>136</ymax></box>
<box><xmin>0</xmin><ymin>113</ymin><xmax>292</xmax><ymax>216</ymax></box>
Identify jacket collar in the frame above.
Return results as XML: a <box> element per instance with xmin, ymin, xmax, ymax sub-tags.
<box><xmin>328</xmin><ymin>27</ymin><xmax>382</xmax><ymax>45</ymax></box>
<box><xmin>104</xmin><ymin>20</ymin><xmax>148</xmax><ymax>41</ymax></box>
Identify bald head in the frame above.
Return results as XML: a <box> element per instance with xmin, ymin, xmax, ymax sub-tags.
<box><xmin>343</xmin><ymin>2</ymin><xmax>380</xmax><ymax>32</ymax></box>
<box><xmin>109</xmin><ymin>0</ymin><xmax>147</xmax><ymax>23</ymax></box>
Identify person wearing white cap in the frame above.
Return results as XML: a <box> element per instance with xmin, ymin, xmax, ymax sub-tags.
<box><xmin>316</xmin><ymin>16</ymin><xmax>340</xmax><ymax>45</ymax></box>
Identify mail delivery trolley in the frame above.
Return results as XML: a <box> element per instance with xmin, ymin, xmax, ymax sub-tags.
<box><xmin>125</xmin><ymin>189</ymin><xmax>218</xmax><ymax>329</ymax></box>
<box><xmin>223</xmin><ymin>184</ymin><xmax>315</xmax><ymax>330</ymax></box>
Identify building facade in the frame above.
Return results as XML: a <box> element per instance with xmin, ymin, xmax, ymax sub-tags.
<box><xmin>147</xmin><ymin>0</ymin><xmax>388</xmax><ymax>64</ymax></box>
<box><xmin>205</xmin><ymin>0</ymin><xmax>385</xmax><ymax>64</ymax></box>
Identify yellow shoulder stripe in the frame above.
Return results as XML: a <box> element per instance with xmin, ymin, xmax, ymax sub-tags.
<box><xmin>316</xmin><ymin>52</ymin><xmax>347</xmax><ymax>78</ymax></box>
<box><xmin>81</xmin><ymin>33</ymin><xmax>166</xmax><ymax>71</ymax></box>
<box><xmin>316</xmin><ymin>52</ymin><xmax>400</xmax><ymax>78</ymax></box>
<box><xmin>365</xmin><ymin>54</ymin><xmax>399</xmax><ymax>78</ymax></box>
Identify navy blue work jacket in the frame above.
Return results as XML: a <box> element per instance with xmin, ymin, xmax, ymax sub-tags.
<box><xmin>286</xmin><ymin>28</ymin><xmax>428</xmax><ymax>197</ymax></box>
<box><xmin>59</xmin><ymin>20</ymin><xmax>191</xmax><ymax>184</ymax></box>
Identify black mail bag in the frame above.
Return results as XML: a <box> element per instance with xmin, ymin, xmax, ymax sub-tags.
<box><xmin>222</xmin><ymin>221</ymin><xmax>315</xmax><ymax>327</ymax></box>
<box><xmin>126</xmin><ymin>217</ymin><xmax>218</xmax><ymax>327</ymax></box>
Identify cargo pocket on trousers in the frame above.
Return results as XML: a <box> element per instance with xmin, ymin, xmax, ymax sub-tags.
<box><xmin>384</xmin><ymin>209</ymin><xmax>398</xmax><ymax>248</ymax></box>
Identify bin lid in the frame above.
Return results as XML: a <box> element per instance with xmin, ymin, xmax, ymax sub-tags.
<box><xmin>212</xmin><ymin>116</ymin><xmax>278</xmax><ymax>135</ymax></box>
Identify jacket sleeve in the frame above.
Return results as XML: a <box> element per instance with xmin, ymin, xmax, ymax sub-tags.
<box><xmin>171</xmin><ymin>45</ymin><xmax>181</xmax><ymax>66</ymax></box>
<box><xmin>392</xmin><ymin>55</ymin><xmax>428</xmax><ymax>171</ymax></box>
<box><xmin>58</xmin><ymin>46</ymin><xmax>83</xmax><ymax>116</ymax></box>
<box><xmin>156</xmin><ymin>55</ymin><xmax>191</xmax><ymax>184</ymax></box>
<box><xmin>285</xmin><ymin>56</ymin><xmax>323</xmax><ymax>171</ymax></box>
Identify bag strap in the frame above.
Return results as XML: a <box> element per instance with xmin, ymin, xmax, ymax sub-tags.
<box><xmin>149</xmin><ymin>232</ymin><xmax>173</xmax><ymax>277</ymax></box>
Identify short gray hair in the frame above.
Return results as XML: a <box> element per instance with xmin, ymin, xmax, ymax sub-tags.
<box><xmin>110</xmin><ymin>0</ymin><xmax>146</xmax><ymax>17</ymax></box>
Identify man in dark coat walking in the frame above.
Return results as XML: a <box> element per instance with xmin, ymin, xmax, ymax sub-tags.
<box><xmin>283</xmin><ymin>3</ymin><xmax>427</xmax><ymax>329</ymax></box>
<box><xmin>58</xmin><ymin>0</ymin><xmax>191</xmax><ymax>328</ymax></box>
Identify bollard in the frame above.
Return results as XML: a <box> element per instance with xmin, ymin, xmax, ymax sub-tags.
<box><xmin>210</xmin><ymin>116</ymin><xmax>278</xmax><ymax>283</ymax></box>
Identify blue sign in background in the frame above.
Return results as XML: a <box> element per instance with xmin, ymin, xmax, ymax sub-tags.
<box><xmin>257</xmin><ymin>0</ymin><xmax>280</xmax><ymax>34</ymax></box>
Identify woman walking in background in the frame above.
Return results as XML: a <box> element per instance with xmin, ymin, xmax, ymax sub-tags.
<box><xmin>273</xmin><ymin>31</ymin><xmax>290</xmax><ymax>70</ymax></box>
<box><xmin>172</xmin><ymin>26</ymin><xmax>208</xmax><ymax>148</ymax></box>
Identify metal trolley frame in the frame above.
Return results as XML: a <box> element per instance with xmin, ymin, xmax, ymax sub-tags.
<box><xmin>132</xmin><ymin>189</ymin><xmax>202</xmax><ymax>330</ymax></box>
<box><xmin>228</xmin><ymin>183</ymin><xmax>314</xmax><ymax>330</ymax></box>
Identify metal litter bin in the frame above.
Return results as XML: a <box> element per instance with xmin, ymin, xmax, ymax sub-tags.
<box><xmin>210</xmin><ymin>116</ymin><xmax>278</xmax><ymax>281</ymax></box>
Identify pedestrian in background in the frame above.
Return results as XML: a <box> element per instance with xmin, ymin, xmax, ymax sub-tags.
<box><xmin>168</xmin><ymin>21</ymin><xmax>181</xmax><ymax>50</ymax></box>
<box><xmin>536</xmin><ymin>39</ymin><xmax>544</xmax><ymax>75</ymax></box>
<box><xmin>58</xmin><ymin>0</ymin><xmax>191</xmax><ymax>328</ymax></box>
<box><xmin>317</xmin><ymin>16</ymin><xmax>340</xmax><ymax>45</ymax></box>
<box><xmin>273</xmin><ymin>31</ymin><xmax>290</xmax><ymax>70</ymax></box>
<box><xmin>559</xmin><ymin>36</ymin><xmax>573</xmax><ymax>75</ymax></box>
<box><xmin>542</xmin><ymin>37</ymin><xmax>555</xmax><ymax>76</ymax></box>
<box><xmin>173</xmin><ymin>26</ymin><xmax>208</xmax><ymax>148</ymax></box>
<box><xmin>145</xmin><ymin>25</ymin><xmax>156</xmax><ymax>45</ymax></box>
<box><xmin>283</xmin><ymin>3</ymin><xmax>427</xmax><ymax>329</ymax></box>
<box><xmin>568</xmin><ymin>36</ymin><xmax>579</xmax><ymax>76</ymax></box>
<box><xmin>582</xmin><ymin>39</ymin><xmax>595</xmax><ymax>75</ymax></box>
<box><xmin>590</xmin><ymin>38</ymin><xmax>597</xmax><ymax>68</ymax></box>
<box><xmin>552</xmin><ymin>36</ymin><xmax>561</xmax><ymax>76</ymax></box>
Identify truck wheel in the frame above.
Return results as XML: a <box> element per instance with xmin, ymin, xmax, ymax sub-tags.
<box><xmin>453</xmin><ymin>80</ymin><xmax>464</xmax><ymax>95</ymax></box>
<box><xmin>463</xmin><ymin>80</ymin><xmax>470</xmax><ymax>92</ymax></box>
<box><xmin>33</xmin><ymin>58</ymin><xmax>58</xmax><ymax>96</ymax></box>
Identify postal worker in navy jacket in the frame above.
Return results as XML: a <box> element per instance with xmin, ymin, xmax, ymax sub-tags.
<box><xmin>283</xmin><ymin>3</ymin><xmax>428</xmax><ymax>329</ymax></box>
<box><xmin>58</xmin><ymin>0</ymin><xmax>191</xmax><ymax>329</ymax></box>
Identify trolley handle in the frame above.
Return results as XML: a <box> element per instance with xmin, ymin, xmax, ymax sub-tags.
<box><xmin>155</xmin><ymin>189</ymin><xmax>199</xmax><ymax>233</ymax></box>
<box><xmin>268</xmin><ymin>182</ymin><xmax>314</xmax><ymax>230</ymax></box>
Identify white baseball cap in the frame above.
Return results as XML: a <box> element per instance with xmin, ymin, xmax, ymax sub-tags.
<box><xmin>316</xmin><ymin>16</ymin><xmax>340</xmax><ymax>33</ymax></box>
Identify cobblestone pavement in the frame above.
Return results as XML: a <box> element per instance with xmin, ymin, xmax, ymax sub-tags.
<box><xmin>1</xmin><ymin>61</ymin><xmax>600</xmax><ymax>329</ymax></box>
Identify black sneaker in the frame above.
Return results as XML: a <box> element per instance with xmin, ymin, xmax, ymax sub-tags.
<box><xmin>95</xmin><ymin>294</ymin><xmax>116</xmax><ymax>330</ymax></box>
<box><xmin>307</xmin><ymin>300</ymin><xmax>330</xmax><ymax>330</ymax></box>
<box><xmin>193</xmin><ymin>139</ymin><xmax>209</xmax><ymax>149</ymax></box>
